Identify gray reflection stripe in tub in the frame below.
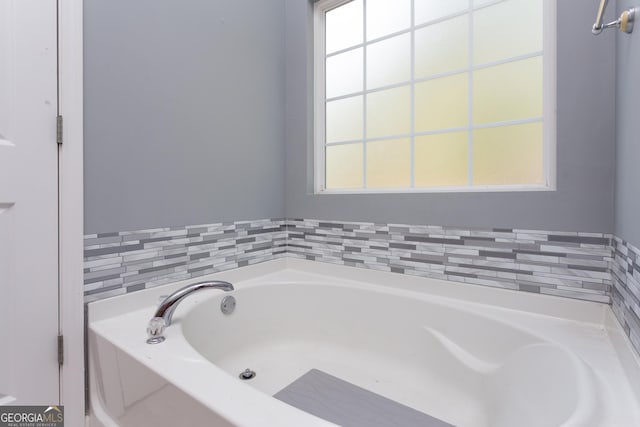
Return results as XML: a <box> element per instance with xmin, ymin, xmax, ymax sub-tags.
<box><xmin>274</xmin><ymin>369</ymin><xmax>453</xmax><ymax>427</ymax></box>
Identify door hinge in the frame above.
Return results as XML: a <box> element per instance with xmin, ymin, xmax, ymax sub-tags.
<box><xmin>56</xmin><ymin>115</ymin><xmax>63</xmax><ymax>145</ymax></box>
<box><xmin>57</xmin><ymin>335</ymin><xmax>64</xmax><ymax>366</ymax></box>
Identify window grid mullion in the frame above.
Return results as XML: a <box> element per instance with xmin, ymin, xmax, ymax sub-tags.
<box><xmin>410</xmin><ymin>0</ymin><xmax>415</xmax><ymax>188</ymax></box>
<box><xmin>467</xmin><ymin>0</ymin><xmax>474</xmax><ymax>187</ymax></box>
<box><xmin>362</xmin><ymin>0</ymin><xmax>367</xmax><ymax>189</ymax></box>
<box><xmin>326</xmin><ymin>116</ymin><xmax>544</xmax><ymax>147</ymax></box>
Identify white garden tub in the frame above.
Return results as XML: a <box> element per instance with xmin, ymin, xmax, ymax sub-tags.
<box><xmin>88</xmin><ymin>259</ymin><xmax>640</xmax><ymax>427</ymax></box>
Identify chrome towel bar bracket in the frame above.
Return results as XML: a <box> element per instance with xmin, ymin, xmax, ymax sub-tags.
<box><xmin>592</xmin><ymin>0</ymin><xmax>636</xmax><ymax>35</ymax></box>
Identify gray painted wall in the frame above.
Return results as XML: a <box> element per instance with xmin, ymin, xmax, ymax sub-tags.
<box><xmin>284</xmin><ymin>0</ymin><xmax>617</xmax><ymax>232</ymax></box>
<box><xmin>84</xmin><ymin>0</ymin><xmax>286</xmax><ymax>234</ymax></box>
<box><xmin>85</xmin><ymin>0</ymin><xmax>619</xmax><ymax>236</ymax></box>
<box><xmin>615</xmin><ymin>0</ymin><xmax>640</xmax><ymax>247</ymax></box>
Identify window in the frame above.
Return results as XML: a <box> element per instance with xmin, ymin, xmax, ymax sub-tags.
<box><xmin>314</xmin><ymin>0</ymin><xmax>556</xmax><ymax>193</ymax></box>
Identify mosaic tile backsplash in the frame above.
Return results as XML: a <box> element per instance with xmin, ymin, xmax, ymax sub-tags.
<box><xmin>612</xmin><ymin>237</ymin><xmax>640</xmax><ymax>355</ymax></box>
<box><xmin>286</xmin><ymin>219</ymin><xmax>612</xmax><ymax>304</ymax></box>
<box><xmin>85</xmin><ymin>218</ymin><xmax>613</xmax><ymax>304</ymax></box>
<box><xmin>84</xmin><ymin>219</ymin><xmax>287</xmax><ymax>302</ymax></box>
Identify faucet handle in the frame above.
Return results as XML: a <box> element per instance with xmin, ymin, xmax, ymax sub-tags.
<box><xmin>146</xmin><ymin>317</ymin><xmax>166</xmax><ymax>344</ymax></box>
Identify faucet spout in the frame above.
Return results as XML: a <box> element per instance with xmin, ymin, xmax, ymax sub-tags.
<box><xmin>154</xmin><ymin>280</ymin><xmax>234</xmax><ymax>326</ymax></box>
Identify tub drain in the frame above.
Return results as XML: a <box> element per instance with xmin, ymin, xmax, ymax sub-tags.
<box><xmin>239</xmin><ymin>369</ymin><xmax>256</xmax><ymax>380</ymax></box>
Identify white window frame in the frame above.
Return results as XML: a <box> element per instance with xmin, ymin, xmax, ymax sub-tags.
<box><xmin>313</xmin><ymin>0</ymin><xmax>557</xmax><ymax>194</ymax></box>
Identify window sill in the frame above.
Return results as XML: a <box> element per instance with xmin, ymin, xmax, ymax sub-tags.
<box><xmin>315</xmin><ymin>184</ymin><xmax>556</xmax><ymax>195</ymax></box>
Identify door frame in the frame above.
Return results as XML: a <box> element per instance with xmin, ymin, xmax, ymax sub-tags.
<box><xmin>58</xmin><ymin>0</ymin><xmax>84</xmax><ymax>425</ymax></box>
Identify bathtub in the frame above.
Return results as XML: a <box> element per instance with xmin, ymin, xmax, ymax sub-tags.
<box><xmin>88</xmin><ymin>259</ymin><xmax>640</xmax><ymax>427</ymax></box>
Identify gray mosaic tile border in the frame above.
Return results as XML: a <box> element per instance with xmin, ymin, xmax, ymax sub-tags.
<box><xmin>286</xmin><ymin>219</ymin><xmax>613</xmax><ymax>304</ymax></box>
<box><xmin>84</xmin><ymin>219</ymin><xmax>287</xmax><ymax>302</ymax></box>
<box><xmin>84</xmin><ymin>218</ymin><xmax>613</xmax><ymax>305</ymax></box>
<box><xmin>612</xmin><ymin>237</ymin><xmax>640</xmax><ymax>355</ymax></box>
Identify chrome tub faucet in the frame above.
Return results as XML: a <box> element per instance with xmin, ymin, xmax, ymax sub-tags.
<box><xmin>146</xmin><ymin>280</ymin><xmax>234</xmax><ymax>344</ymax></box>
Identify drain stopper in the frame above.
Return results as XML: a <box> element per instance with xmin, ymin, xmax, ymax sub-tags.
<box><xmin>239</xmin><ymin>368</ymin><xmax>256</xmax><ymax>380</ymax></box>
<box><xmin>221</xmin><ymin>295</ymin><xmax>236</xmax><ymax>315</ymax></box>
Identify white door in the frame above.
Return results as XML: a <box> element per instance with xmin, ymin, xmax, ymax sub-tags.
<box><xmin>0</xmin><ymin>0</ymin><xmax>60</xmax><ymax>404</ymax></box>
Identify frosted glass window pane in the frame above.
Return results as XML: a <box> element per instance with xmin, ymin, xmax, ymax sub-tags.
<box><xmin>367</xmin><ymin>34</ymin><xmax>411</xmax><ymax>89</ymax></box>
<box><xmin>473</xmin><ymin>122</ymin><xmax>543</xmax><ymax>185</ymax></box>
<box><xmin>415</xmin><ymin>15</ymin><xmax>468</xmax><ymax>78</ymax></box>
<box><xmin>473</xmin><ymin>57</ymin><xmax>542</xmax><ymax>124</ymax></box>
<box><xmin>326</xmin><ymin>0</ymin><xmax>363</xmax><ymax>54</ymax></box>
<box><xmin>326</xmin><ymin>96</ymin><xmax>363</xmax><ymax>143</ymax></box>
<box><xmin>366</xmin><ymin>139</ymin><xmax>411</xmax><ymax>188</ymax></box>
<box><xmin>326</xmin><ymin>143</ymin><xmax>363</xmax><ymax>188</ymax></box>
<box><xmin>415</xmin><ymin>0</ymin><xmax>468</xmax><ymax>24</ymax></box>
<box><xmin>474</xmin><ymin>0</ymin><xmax>542</xmax><ymax>64</ymax></box>
<box><xmin>366</xmin><ymin>86</ymin><xmax>411</xmax><ymax>138</ymax></box>
<box><xmin>415</xmin><ymin>132</ymin><xmax>468</xmax><ymax>187</ymax></box>
<box><xmin>366</xmin><ymin>0</ymin><xmax>411</xmax><ymax>40</ymax></box>
<box><xmin>473</xmin><ymin>0</ymin><xmax>495</xmax><ymax>6</ymax></box>
<box><xmin>415</xmin><ymin>73</ymin><xmax>468</xmax><ymax>132</ymax></box>
<box><xmin>326</xmin><ymin>48</ymin><xmax>363</xmax><ymax>99</ymax></box>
